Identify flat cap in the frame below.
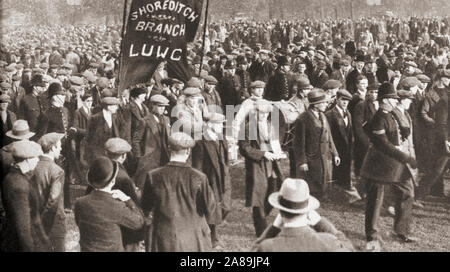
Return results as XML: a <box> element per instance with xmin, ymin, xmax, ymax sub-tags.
<box><xmin>5</xmin><ymin>66</ymin><xmax>16</xmax><ymax>72</ymax></box>
<box><xmin>150</xmin><ymin>94</ymin><xmax>170</xmax><ymax>106</ymax></box>
<box><xmin>24</xmin><ymin>68</ymin><xmax>32</xmax><ymax>73</ymax></box>
<box><xmin>104</xmin><ymin>138</ymin><xmax>131</xmax><ymax>154</ymax></box>
<box><xmin>337</xmin><ymin>89</ymin><xmax>353</xmax><ymax>100</ymax></box>
<box><xmin>404</xmin><ymin>61</ymin><xmax>418</xmax><ymax>68</ymax></box>
<box><xmin>204</xmin><ymin>75</ymin><xmax>218</xmax><ymax>85</ymax></box>
<box><xmin>56</xmin><ymin>69</ymin><xmax>67</xmax><ymax>76</ymax></box>
<box><xmin>50</xmin><ymin>64</ymin><xmax>59</xmax><ymax>69</ymax></box>
<box><xmin>400</xmin><ymin>77</ymin><xmax>421</xmax><ymax>89</ymax></box>
<box><xmin>38</xmin><ymin>133</ymin><xmax>65</xmax><ymax>151</ymax></box>
<box><xmin>183</xmin><ymin>87</ymin><xmax>201</xmax><ymax>97</ymax></box>
<box><xmin>169</xmin><ymin>132</ymin><xmax>195</xmax><ymax>151</ymax></box>
<box><xmin>186</xmin><ymin>77</ymin><xmax>202</xmax><ymax>88</ymax></box>
<box><xmin>0</xmin><ymin>82</ymin><xmax>11</xmax><ymax>89</ymax></box>
<box><xmin>12</xmin><ymin>75</ymin><xmax>21</xmax><ymax>81</ymax></box>
<box><xmin>249</xmin><ymin>80</ymin><xmax>266</xmax><ymax>89</ymax></box>
<box><xmin>101</xmin><ymin>97</ymin><xmax>120</xmax><ymax>105</ymax></box>
<box><xmin>70</xmin><ymin>76</ymin><xmax>84</xmax><ymax>86</ymax></box>
<box><xmin>0</xmin><ymin>94</ymin><xmax>11</xmax><ymax>103</ymax></box>
<box><xmin>97</xmin><ymin>77</ymin><xmax>110</xmax><ymax>88</ymax></box>
<box><xmin>40</xmin><ymin>63</ymin><xmax>49</xmax><ymax>69</ymax></box>
<box><xmin>416</xmin><ymin>74</ymin><xmax>431</xmax><ymax>83</ymax></box>
<box><xmin>62</xmin><ymin>63</ymin><xmax>73</xmax><ymax>70</ymax></box>
<box><xmin>32</xmin><ymin>68</ymin><xmax>45</xmax><ymax>74</ymax></box>
<box><xmin>89</xmin><ymin>62</ymin><xmax>99</xmax><ymax>68</ymax></box>
<box><xmin>322</xmin><ymin>79</ymin><xmax>342</xmax><ymax>90</ymax></box>
<box><xmin>11</xmin><ymin>140</ymin><xmax>43</xmax><ymax>159</ymax></box>
<box><xmin>397</xmin><ymin>90</ymin><xmax>415</xmax><ymax>100</ymax></box>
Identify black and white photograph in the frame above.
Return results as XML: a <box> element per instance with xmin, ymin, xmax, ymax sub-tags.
<box><xmin>0</xmin><ymin>0</ymin><xmax>449</xmax><ymax>255</ymax></box>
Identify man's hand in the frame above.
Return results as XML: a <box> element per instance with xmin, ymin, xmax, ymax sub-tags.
<box><xmin>299</xmin><ymin>164</ymin><xmax>309</xmax><ymax>172</ymax></box>
<box><xmin>111</xmin><ymin>190</ymin><xmax>131</xmax><ymax>202</ymax></box>
<box><xmin>264</xmin><ymin>152</ymin><xmax>277</xmax><ymax>161</ymax></box>
<box><xmin>334</xmin><ymin>156</ymin><xmax>341</xmax><ymax>166</ymax></box>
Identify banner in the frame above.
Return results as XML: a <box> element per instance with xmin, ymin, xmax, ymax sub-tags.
<box><xmin>119</xmin><ymin>0</ymin><xmax>204</xmax><ymax>92</ymax></box>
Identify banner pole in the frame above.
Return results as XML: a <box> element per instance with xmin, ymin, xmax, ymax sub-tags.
<box><xmin>198</xmin><ymin>0</ymin><xmax>210</xmax><ymax>77</ymax></box>
<box><xmin>118</xmin><ymin>0</ymin><xmax>129</xmax><ymax>95</ymax></box>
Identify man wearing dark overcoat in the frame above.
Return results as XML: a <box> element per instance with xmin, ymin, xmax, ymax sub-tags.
<box><xmin>33</xmin><ymin>133</ymin><xmax>66</xmax><ymax>252</ymax></box>
<box><xmin>1</xmin><ymin>141</ymin><xmax>51</xmax><ymax>252</ymax></box>
<box><xmin>18</xmin><ymin>74</ymin><xmax>46</xmax><ymax>132</ymax></box>
<box><xmin>75</xmin><ymin>156</ymin><xmax>144</xmax><ymax>252</ymax></box>
<box><xmin>85</xmin><ymin>138</ymin><xmax>142</xmax><ymax>252</ymax></box>
<box><xmin>132</xmin><ymin>95</ymin><xmax>170</xmax><ymax>189</ymax></box>
<box><xmin>0</xmin><ymin>94</ymin><xmax>17</xmax><ymax>148</ymax></box>
<box><xmin>192</xmin><ymin>113</ymin><xmax>231</xmax><ymax>247</ymax></box>
<box><xmin>264</xmin><ymin>56</ymin><xmax>291</xmax><ymax>101</ymax></box>
<box><xmin>141</xmin><ymin>132</ymin><xmax>217</xmax><ymax>252</ymax></box>
<box><xmin>293</xmin><ymin>89</ymin><xmax>340</xmax><ymax>200</ymax></box>
<box><xmin>346</xmin><ymin>55</ymin><xmax>365</xmax><ymax>94</ymax></box>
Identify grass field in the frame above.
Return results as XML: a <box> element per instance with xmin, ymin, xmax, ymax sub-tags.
<box><xmin>65</xmin><ymin>159</ymin><xmax>450</xmax><ymax>252</ymax></box>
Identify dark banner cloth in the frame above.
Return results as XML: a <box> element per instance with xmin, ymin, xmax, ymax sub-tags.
<box><xmin>119</xmin><ymin>0</ymin><xmax>204</xmax><ymax>91</ymax></box>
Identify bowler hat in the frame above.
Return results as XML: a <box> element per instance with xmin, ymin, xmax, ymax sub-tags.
<box><xmin>6</xmin><ymin>120</ymin><xmax>35</xmax><ymax>140</ymax></box>
<box><xmin>355</xmin><ymin>55</ymin><xmax>365</xmax><ymax>63</ymax></box>
<box><xmin>236</xmin><ymin>55</ymin><xmax>248</xmax><ymax>65</ymax></box>
<box><xmin>87</xmin><ymin>157</ymin><xmax>119</xmax><ymax>189</ymax></box>
<box><xmin>378</xmin><ymin>82</ymin><xmax>399</xmax><ymax>101</ymax></box>
<box><xmin>268</xmin><ymin>178</ymin><xmax>320</xmax><ymax>214</ymax></box>
<box><xmin>277</xmin><ymin>56</ymin><xmax>289</xmax><ymax>66</ymax></box>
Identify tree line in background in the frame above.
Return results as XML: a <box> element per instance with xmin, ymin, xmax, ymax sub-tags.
<box><xmin>1</xmin><ymin>0</ymin><xmax>450</xmax><ymax>26</ymax></box>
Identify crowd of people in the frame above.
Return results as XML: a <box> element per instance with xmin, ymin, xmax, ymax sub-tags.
<box><xmin>0</xmin><ymin>14</ymin><xmax>449</xmax><ymax>252</ymax></box>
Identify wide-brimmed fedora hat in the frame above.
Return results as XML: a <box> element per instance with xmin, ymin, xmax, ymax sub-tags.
<box><xmin>87</xmin><ymin>157</ymin><xmax>119</xmax><ymax>189</ymax></box>
<box><xmin>268</xmin><ymin>178</ymin><xmax>320</xmax><ymax>214</ymax></box>
<box><xmin>6</xmin><ymin>120</ymin><xmax>35</xmax><ymax>140</ymax></box>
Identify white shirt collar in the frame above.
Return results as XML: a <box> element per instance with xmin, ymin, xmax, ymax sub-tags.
<box><xmin>282</xmin><ymin>215</ymin><xmax>309</xmax><ymax>228</ymax></box>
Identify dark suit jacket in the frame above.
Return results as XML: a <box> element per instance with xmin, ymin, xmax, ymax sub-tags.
<box><xmin>31</xmin><ymin>156</ymin><xmax>66</xmax><ymax>240</ymax></box>
<box><xmin>129</xmin><ymin>101</ymin><xmax>149</xmax><ymax>139</ymax></box>
<box><xmin>352</xmin><ymin>99</ymin><xmax>377</xmax><ymax>173</ymax></box>
<box><xmin>345</xmin><ymin>69</ymin><xmax>362</xmax><ymax>94</ymax></box>
<box><xmin>85</xmin><ymin>163</ymin><xmax>143</xmax><ymax>245</ymax></box>
<box><xmin>326</xmin><ymin>107</ymin><xmax>354</xmax><ymax>187</ymax></box>
<box><xmin>1</xmin><ymin>167</ymin><xmax>51</xmax><ymax>252</ymax></box>
<box><xmin>74</xmin><ymin>190</ymin><xmax>144</xmax><ymax>252</ymax></box>
<box><xmin>19</xmin><ymin>93</ymin><xmax>45</xmax><ymax>132</ymax></box>
<box><xmin>86</xmin><ymin>111</ymin><xmax>121</xmax><ymax>163</ymax></box>
<box><xmin>218</xmin><ymin>74</ymin><xmax>242</xmax><ymax>107</ymax></box>
<box><xmin>0</xmin><ymin>110</ymin><xmax>16</xmax><ymax>147</ymax></box>
<box><xmin>132</xmin><ymin>113</ymin><xmax>170</xmax><ymax>189</ymax></box>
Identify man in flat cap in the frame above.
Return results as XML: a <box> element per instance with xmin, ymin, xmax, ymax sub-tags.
<box><xmin>236</xmin><ymin>55</ymin><xmax>252</xmax><ymax>101</ymax></box>
<box><xmin>0</xmin><ymin>94</ymin><xmax>17</xmax><ymax>147</ymax></box>
<box><xmin>85</xmin><ymin>138</ymin><xmax>142</xmax><ymax>252</ymax></box>
<box><xmin>192</xmin><ymin>113</ymin><xmax>231</xmax><ymax>247</ymax></box>
<box><xmin>322</xmin><ymin>79</ymin><xmax>342</xmax><ymax>110</ymax></box>
<box><xmin>175</xmin><ymin>87</ymin><xmax>206</xmax><ymax>137</ymax></box>
<box><xmin>248</xmin><ymin>49</ymin><xmax>275</xmax><ymax>83</ymax></box>
<box><xmin>311</xmin><ymin>60</ymin><xmax>329</xmax><ymax>89</ymax></box>
<box><xmin>202</xmin><ymin>75</ymin><xmax>223</xmax><ymax>111</ymax></box>
<box><xmin>326</xmin><ymin>89</ymin><xmax>362</xmax><ymax>203</ymax></box>
<box><xmin>10</xmin><ymin>74</ymin><xmax>25</xmax><ymax>114</ymax></box>
<box><xmin>86</xmin><ymin>96</ymin><xmax>122</xmax><ymax>166</ymax></box>
<box><xmin>132</xmin><ymin>95</ymin><xmax>171</xmax><ymax>190</ymax></box>
<box><xmin>1</xmin><ymin>140</ymin><xmax>51</xmax><ymax>252</ymax></box>
<box><xmin>239</xmin><ymin>99</ymin><xmax>286</xmax><ymax>237</ymax></box>
<box><xmin>33</xmin><ymin>133</ymin><xmax>66</xmax><ymax>251</ymax></box>
<box><xmin>416</xmin><ymin>69</ymin><xmax>449</xmax><ymax>202</ymax></box>
<box><xmin>141</xmin><ymin>132</ymin><xmax>217</xmax><ymax>252</ymax></box>
<box><xmin>74</xmin><ymin>156</ymin><xmax>144</xmax><ymax>252</ymax></box>
<box><xmin>18</xmin><ymin>74</ymin><xmax>47</xmax><ymax>131</ymax></box>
